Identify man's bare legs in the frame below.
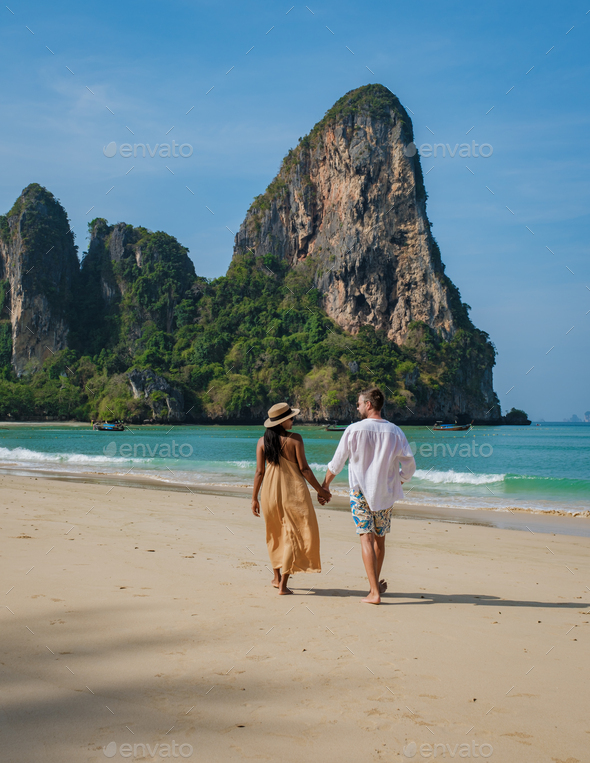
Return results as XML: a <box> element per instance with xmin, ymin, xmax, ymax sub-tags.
<box><xmin>373</xmin><ymin>535</ymin><xmax>387</xmax><ymax>593</ymax></box>
<box><xmin>360</xmin><ymin>532</ymin><xmax>382</xmax><ymax>604</ymax></box>
<box><xmin>271</xmin><ymin>568</ymin><xmax>281</xmax><ymax>588</ymax></box>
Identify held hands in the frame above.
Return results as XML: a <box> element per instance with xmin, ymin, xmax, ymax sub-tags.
<box><xmin>317</xmin><ymin>485</ymin><xmax>331</xmax><ymax>505</ymax></box>
<box><xmin>251</xmin><ymin>498</ymin><xmax>261</xmax><ymax>517</ymax></box>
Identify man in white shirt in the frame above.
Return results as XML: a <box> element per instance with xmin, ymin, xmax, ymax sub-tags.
<box><xmin>322</xmin><ymin>388</ymin><xmax>416</xmax><ymax>605</ymax></box>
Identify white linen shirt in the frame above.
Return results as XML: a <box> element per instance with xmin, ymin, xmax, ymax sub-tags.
<box><xmin>327</xmin><ymin>418</ymin><xmax>416</xmax><ymax>512</ymax></box>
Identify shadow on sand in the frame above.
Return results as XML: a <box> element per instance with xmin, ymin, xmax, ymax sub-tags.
<box><xmin>292</xmin><ymin>588</ymin><xmax>589</xmax><ymax>608</ymax></box>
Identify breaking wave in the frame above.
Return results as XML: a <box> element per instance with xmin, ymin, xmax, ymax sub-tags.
<box><xmin>414</xmin><ymin>469</ymin><xmax>505</xmax><ymax>485</ymax></box>
<box><xmin>0</xmin><ymin>446</ymin><xmax>133</xmax><ymax>465</ymax></box>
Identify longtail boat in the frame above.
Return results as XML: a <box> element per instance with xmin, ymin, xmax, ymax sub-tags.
<box><xmin>432</xmin><ymin>421</ymin><xmax>473</xmax><ymax>431</ymax></box>
<box><xmin>92</xmin><ymin>421</ymin><xmax>125</xmax><ymax>432</ymax></box>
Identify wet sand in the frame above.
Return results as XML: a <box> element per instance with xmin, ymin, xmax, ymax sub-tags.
<box><xmin>1</xmin><ymin>465</ymin><xmax>589</xmax><ymax>537</ymax></box>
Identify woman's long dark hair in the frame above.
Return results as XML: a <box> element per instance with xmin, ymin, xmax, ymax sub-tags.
<box><xmin>263</xmin><ymin>424</ymin><xmax>287</xmax><ymax>465</ymax></box>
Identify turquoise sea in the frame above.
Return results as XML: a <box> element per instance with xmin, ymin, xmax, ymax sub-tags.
<box><xmin>0</xmin><ymin>423</ymin><xmax>588</xmax><ymax>515</ymax></box>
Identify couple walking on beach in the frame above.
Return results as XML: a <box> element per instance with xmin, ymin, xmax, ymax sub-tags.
<box><xmin>251</xmin><ymin>388</ymin><xmax>416</xmax><ymax>604</ymax></box>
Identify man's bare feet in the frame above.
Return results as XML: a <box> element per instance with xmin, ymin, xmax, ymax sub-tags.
<box><xmin>379</xmin><ymin>579</ymin><xmax>387</xmax><ymax>594</ymax></box>
<box><xmin>361</xmin><ymin>593</ymin><xmax>381</xmax><ymax>604</ymax></box>
<box><xmin>278</xmin><ymin>587</ymin><xmax>293</xmax><ymax>595</ymax></box>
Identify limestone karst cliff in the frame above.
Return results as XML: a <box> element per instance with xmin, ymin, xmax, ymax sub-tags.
<box><xmin>233</xmin><ymin>84</ymin><xmax>498</xmax><ymax>420</ymax></box>
<box><xmin>0</xmin><ymin>184</ymin><xmax>79</xmax><ymax>376</ymax></box>
<box><xmin>237</xmin><ymin>84</ymin><xmax>468</xmax><ymax>345</ymax></box>
<box><xmin>0</xmin><ymin>86</ymin><xmax>500</xmax><ymax>423</ymax></box>
<box><xmin>73</xmin><ymin>218</ymin><xmax>198</xmax><ymax>357</ymax></box>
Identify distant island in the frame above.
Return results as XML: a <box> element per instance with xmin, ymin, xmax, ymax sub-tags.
<box><xmin>0</xmin><ymin>84</ymin><xmax>506</xmax><ymax>425</ymax></box>
<box><xmin>564</xmin><ymin>413</ymin><xmax>590</xmax><ymax>423</ymax></box>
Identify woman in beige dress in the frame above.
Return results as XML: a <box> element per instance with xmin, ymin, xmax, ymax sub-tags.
<box><xmin>251</xmin><ymin>402</ymin><xmax>331</xmax><ymax>594</ymax></box>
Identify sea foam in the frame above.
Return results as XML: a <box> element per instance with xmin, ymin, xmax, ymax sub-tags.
<box><xmin>0</xmin><ymin>445</ymin><xmax>134</xmax><ymax>465</ymax></box>
<box><xmin>414</xmin><ymin>468</ymin><xmax>505</xmax><ymax>485</ymax></box>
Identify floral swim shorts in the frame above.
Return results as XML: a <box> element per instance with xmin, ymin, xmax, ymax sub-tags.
<box><xmin>350</xmin><ymin>489</ymin><xmax>393</xmax><ymax>536</ymax></box>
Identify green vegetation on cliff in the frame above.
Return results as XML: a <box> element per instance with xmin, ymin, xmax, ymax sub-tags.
<box><xmin>0</xmin><ymin>231</ymin><xmax>498</xmax><ymax>422</ymax></box>
<box><xmin>71</xmin><ymin>218</ymin><xmax>198</xmax><ymax>360</ymax></box>
<box><xmin>308</xmin><ymin>83</ymin><xmax>412</xmax><ymax>142</ymax></box>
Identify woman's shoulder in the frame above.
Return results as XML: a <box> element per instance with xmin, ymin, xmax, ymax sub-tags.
<box><xmin>283</xmin><ymin>432</ymin><xmax>303</xmax><ymax>442</ymax></box>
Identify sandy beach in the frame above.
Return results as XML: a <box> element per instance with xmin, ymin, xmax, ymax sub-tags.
<box><xmin>1</xmin><ymin>473</ymin><xmax>589</xmax><ymax>763</ymax></box>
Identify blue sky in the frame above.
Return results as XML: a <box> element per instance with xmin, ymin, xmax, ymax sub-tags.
<box><xmin>1</xmin><ymin>0</ymin><xmax>589</xmax><ymax>421</ymax></box>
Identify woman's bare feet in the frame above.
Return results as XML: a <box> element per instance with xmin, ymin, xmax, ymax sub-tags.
<box><xmin>379</xmin><ymin>579</ymin><xmax>387</xmax><ymax>594</ymax></box>
<box><xmin>272</xmin><ymin>569</ymin><xmax>282</xmax><ymax>588</ymax></box>
<box><xmin>278</xmin><ymin>572</ymin><xmax>291</xmax><ymax>594</ymax></box>
<box><xmin>361</xmin><ymin>592</ymin><xmax>381</xmax><ymax>604</ymax></box>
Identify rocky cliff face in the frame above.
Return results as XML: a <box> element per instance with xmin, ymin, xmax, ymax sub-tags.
<box><xmin>127</xmin><ymin>368</ymin><xmax>185</xmax><ymax>421</ymax></box>
<box><xmin>233</xmin><ymin>84</ymin><xmax>498</xmax><ymax>420</ymax></box>
<box><xmin>0</xmin><ymin>87</ymin><xmax>500</xmax><ymax>424</ymax></box>
<box><xmin>75</xmin><ymin>219</ymin><xmax>198</xmax><ymax>356</ymax></box>
<box><xmin>236</xmin><ymin>84</ymin><xmax>469</xmax><ymax>345</ymax></box>
<box><xmin>0</xmin><ymin>184</ymin><xmax>79</xmax><ymax>375</ymax></box>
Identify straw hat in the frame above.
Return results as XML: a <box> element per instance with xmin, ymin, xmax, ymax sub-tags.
<box><xmin>264</xmin><ymin>402</ymin><xmax>300</xmax><ymax>428</ymax></box>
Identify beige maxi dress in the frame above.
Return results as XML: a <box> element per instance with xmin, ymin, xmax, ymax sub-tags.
<box><xmin>260</xmin><ymin>455</ymin><xmax>321</xmax><ymax>574</ymax></box>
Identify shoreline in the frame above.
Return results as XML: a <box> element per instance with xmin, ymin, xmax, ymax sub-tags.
<box><xmin>2</xmin><ymin>466</ymin><xmax>589</xmax><ymax>537</ymax></box>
